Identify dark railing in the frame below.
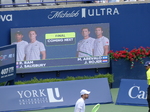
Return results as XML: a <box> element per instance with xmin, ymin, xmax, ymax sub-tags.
<box><xmin>0</xmin><ymin>0</ymin><xmax>146</xmax><ymax>8</ymax></box>
<box><xmin>0</xmin><ymin>0</ymin><xmax>93</xmax><ymax>8</ymax></box>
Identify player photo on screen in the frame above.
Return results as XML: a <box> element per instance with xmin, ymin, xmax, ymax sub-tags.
<box><xmin>11</xmin><ymin>30</ymin><xmax>46</xmax><ymax>61</ymax></box>
<box><xmin>11</xmin><ymin>23</ymin><xmax>110</xmax><ymax>73</ymax></box>
<box><xmin>77</xmin><ymin>27</ymin><xmax>109</xmax><ymax>57</ymax></box>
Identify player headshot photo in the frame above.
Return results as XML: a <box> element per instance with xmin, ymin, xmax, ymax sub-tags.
<box><xmin>11</xmin><ymin>31</ymin><xmax>28</xmax><ymax>61</ymax></box>
<box><xmin>77</xmin><ymin>28</ymin><xmax>95</xmax><ymax>57</ymax></box>
<box><xmin>93</xmin><ymin>27</ymin><xmax>109</xmax><ymax>56</ymax></box>
<box><xmin>25</xmin><ymin>30</ymin><xmax>46</xmax><ymax>61</ymax></box>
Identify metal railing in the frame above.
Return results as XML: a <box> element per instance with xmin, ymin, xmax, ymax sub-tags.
<box><xmin>0</xmin><ymin>0</ymin><xmax>147</xmax><ymax>8</ymax></box>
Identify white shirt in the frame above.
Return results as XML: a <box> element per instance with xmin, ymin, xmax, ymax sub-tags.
<box><xmin>11</xmin><ymin>40</ymin><xmax>28</xmax><ymax>61</ymax></box>
<box><xmin>74</xmin><ymin>98</ymin><xmax>85</xmax><ymax>112</ymax></box>
<box><xmin>94</xmin><ymin>36</ymin><xmax>109</xmax><ymax>56</ymax></box>
<box><xmin>25</xmin><ymin>40</ymin><xmax>46</xmax><ymax>60</ymax></box>
<box><xmin>77</xmin><ymin>37</ymin><xmax>95</xmax><ymax>57</ymax></box>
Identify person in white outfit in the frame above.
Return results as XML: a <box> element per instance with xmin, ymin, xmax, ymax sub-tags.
<box><xmin>94</xmin><ymin>27</ymin><xmax>109</xmax><ymax>56</ymax></box>
<box><xmin>77</xmin><ymin>28</ymin><xmax>95</xmax><ymax>57</ymax></box>
<box><xmin>11</xmin><ymin>31</ymin><xmax>28</xmax><ymax>61</ymax></box>
<box><xmin>25</xmin><ymin>30</ymin><xmax>46</xmax><ymax>60</ymax></box>
<box><xmin>74</xmin><ymin>89</ymin><xmax>91</xmax><ymax>112</ymax></box>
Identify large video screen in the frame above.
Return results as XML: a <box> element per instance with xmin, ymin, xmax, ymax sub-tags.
<box><xmin>11</xmin><ymin>23</ymin><xmax>110</xmax><ymax>73</ymax></box>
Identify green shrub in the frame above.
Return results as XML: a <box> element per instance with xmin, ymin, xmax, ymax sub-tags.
<box><xmin>75</xmin><ymin>76</ymin><xmax>85</xmax><ymax>80</ymax></box>
<box><xmin>0</xmin><ymin>82</ymin><xmax>6</xmax><ymax>86</ymax></box>
<box><xmin>15</xmin><ymin>81</ymin><xmax>25</xmax><ymax>85</ymax></box>
<box><xmin>13</xmin><ymin>73</ymin><xmax>113</xmax><ymax>85</ymax></box>
<box><xmin>65</xmin><ymin>76</ymin><xmax>76</xmax><ymax>81</ymax></box>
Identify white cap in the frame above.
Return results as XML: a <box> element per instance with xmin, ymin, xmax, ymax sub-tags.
<box><xmin>80</xmin><ymin>89</ymin><xmax>90</xmax><ymax>95</ymax></box>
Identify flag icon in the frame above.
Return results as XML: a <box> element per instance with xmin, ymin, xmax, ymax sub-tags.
<box><xmin>102</xmin><ymin>60</ymin><xmax>108</xmax><ymax>63</ymax></box>
<box><xmin>102</xmin><ymin>56</ymin><xmax>108</xmax><ymax>59</ymax></box>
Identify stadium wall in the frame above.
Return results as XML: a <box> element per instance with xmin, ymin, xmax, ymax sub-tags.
<box><xmin>0</xmin><ymin>2</ymin><xmax>150</xmax><ymax>82</ymax></box>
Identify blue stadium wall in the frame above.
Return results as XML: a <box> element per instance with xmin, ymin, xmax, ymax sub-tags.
<box><xmin>0</xmin><ymin>3</ymin><xmax>150</xmax><ymax>81</ymax></box>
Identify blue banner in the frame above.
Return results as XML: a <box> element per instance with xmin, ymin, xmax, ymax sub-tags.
<box><xmin>0</xmin><ymin>78</ymin><xmax>112</xmax><ymax>112</ymax></box>
<box><xmin>1</xmin><ymin>3</ymin><xmax>150</xmax><ymax>50</ymax></box>
<box><xmin>116</xmin><ymin>79</ymin><xmax>148</xmax><ymax>106</ymax></box>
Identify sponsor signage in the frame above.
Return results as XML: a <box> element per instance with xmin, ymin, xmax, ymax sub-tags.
<box><xmin>47</xmin><ymin>7</ymin><xmax>119</xmax><ymax>19</ymax></box>
<box><xmin>0</xmin><ymin>45</ymin><xmax>16</xmax><ymax>83</ymax></box>
<box><xmin>47</xmin><ymin>10</ymin><xmax>80</xmax><ymax>19</ymax></box>
<box><xmin>116</xmin><ymin>79</ymin><xmax>148</xmax><ymax>106</ymax></box>
<box><xmin>0</xmin><ymin>14</ymin><xmax>12</xmax><ymax>22</ymax></box>
<box><xmin>81</xmin><ymin>7</ymin><xmax>119</xmax><ymax>18</ymax></box>
<box><xmin>0</xmin><ymin>78</ymin><xmax>112</xmax><ymax>112</ymax></box>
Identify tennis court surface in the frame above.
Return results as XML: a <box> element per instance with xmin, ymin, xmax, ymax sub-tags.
<box><xmin>22</xmin><ymin>88</ymin><xmax>147</xmax><ymax>112</ymax></box>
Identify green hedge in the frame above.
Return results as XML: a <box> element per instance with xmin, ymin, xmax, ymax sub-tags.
<box><xmin>15</xmin><ymin>73</ymin><xmax>113</xmax><ymax>85</ymax></box>
<box><xmin>0</xmin><ymin>73</ymin><xmax>113</xmax><ymax>86</ymax></box>
<box><xmin>0</xmin><ymin>82</ymin><xmax>5</xmax><ymax>86</ymax></box>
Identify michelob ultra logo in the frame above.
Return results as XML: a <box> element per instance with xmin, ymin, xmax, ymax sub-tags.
<box><xmin>0</xmin><ymin>14</ymin><xmax>12</xmax><ymax>22</ymax></box>
<box><xmin>47</xmin><ymin>7</ymin><xmax>119</xmax><ymax>19</ymax></box>
<box><xmin>81</xmin><ymin>8</ymin><xmax>119</xmax><ymax>18</ymax></box>
<box><xmin>48</xmin><ymin>10</ymin><xmax>80</xmax><ymax>19</ymax></box>
<box><xmin>17</xmin><ymin>88</ymin><xmax>63</xmax><ymax>105</ymax></box>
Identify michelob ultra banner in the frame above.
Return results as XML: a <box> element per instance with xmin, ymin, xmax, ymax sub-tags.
<box><xmin>0</xmin><ymin>78</ymin><xmax>112</xmax><ymax>112</ymax></box>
